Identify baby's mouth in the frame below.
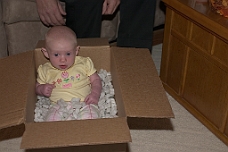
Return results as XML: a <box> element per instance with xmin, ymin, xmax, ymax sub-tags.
<box><xmin>59</xmin><ymin>65</ymin><xmax>67</xmax><ymax>69</ymax></box>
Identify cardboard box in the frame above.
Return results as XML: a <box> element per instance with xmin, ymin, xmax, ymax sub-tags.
<box><xmin>0</xmin><ymin>38</ymin><xmax>174</xmax><ymax>150</ymax></box>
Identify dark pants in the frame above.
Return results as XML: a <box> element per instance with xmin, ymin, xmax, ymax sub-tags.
<box><xmin>65</xmin><ymin>0</ymin><xmax>104</xmax><ymax>38</ymax></box>
<box><xmin>117</xmin><ymin>0</ymin><xmax>156</xmax><ymax>51</ymax></box>
<box><xmin>65</xmin><ymin>0</ymin><xmax>156</xmax><ymax>50</ymax></box>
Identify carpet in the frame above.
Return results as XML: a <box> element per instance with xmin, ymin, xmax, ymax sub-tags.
<box><xmin>0</xmin><ymin>93</ymin><xmax>227</xmax><ymax>152</ymax></box>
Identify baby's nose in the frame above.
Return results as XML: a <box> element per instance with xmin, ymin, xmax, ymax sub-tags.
<box><xmin>60</xmin><ymin>56</ymin><xmax>66</xmax><ymax>62</ymax></box>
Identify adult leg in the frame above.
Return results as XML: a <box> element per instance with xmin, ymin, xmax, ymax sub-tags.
<box><xmin>65</xmin><ymin>0</ymin><xmax>104</xmax><ymax>38</ymax></box>
<box><xmin>117</xmin><ymin>0</ymin><xmax>156</xmax><ymax>51</ymax></box>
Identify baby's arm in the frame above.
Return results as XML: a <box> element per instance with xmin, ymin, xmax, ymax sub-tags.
<box><xmin>36</xmin><ymin>82</ymin><xmax>55</xmax><ymax>97</ymax></box>
<box><xmin>84</xmin><ymin>72</ymin><xmax>102</xmax><ymax>105</ymax></box>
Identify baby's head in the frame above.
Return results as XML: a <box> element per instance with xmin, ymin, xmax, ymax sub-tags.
<box><xmin>42</xmin><ymin>26</ymin><xmax>80</xmax><ymax>71</ymax></box>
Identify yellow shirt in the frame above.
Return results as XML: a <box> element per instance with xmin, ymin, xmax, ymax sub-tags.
<box><xmin>37</xmin><ymin>56</ymin><xmax>96</xmax><ymax>102</ymax></box>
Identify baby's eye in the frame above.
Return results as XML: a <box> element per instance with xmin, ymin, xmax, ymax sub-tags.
<box><xmin>66</xmin><ymin>52</ymin><xmax>71</xmax><ymax>56</ymax></box>
<box><xmin>54</xmin><ymin>53</ymin><xmax>59</xmax><ymax>57</ymax></box>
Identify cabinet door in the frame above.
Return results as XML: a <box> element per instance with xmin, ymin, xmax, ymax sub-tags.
<box><xmin>165</xmin><ymin>36</ymin><xmax>187</xmax><ymax>94</ymax></box>
<box><xmin>182</xmin><ymin>49</ymin><xmax>228</xmax><ymax>129</ymax></box>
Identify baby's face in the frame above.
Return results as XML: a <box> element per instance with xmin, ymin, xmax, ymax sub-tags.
<box><xmin>46</xmin><ymin>40</ymin><xmax>78</xmax><ymax>71</ymax></box>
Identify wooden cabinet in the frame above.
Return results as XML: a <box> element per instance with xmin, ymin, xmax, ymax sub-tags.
<box><xmin>161</xmin><ymin>0</ymin><xmax>228</xmax><ymax>145</ymax></box>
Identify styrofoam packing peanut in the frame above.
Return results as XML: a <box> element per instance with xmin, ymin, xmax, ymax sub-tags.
<box><xmin>110</xmin><ymin>110</ymin><xmax>117</xmax><ymax>116</ymax></box>
<box><xmin>42</xmin><ymin>104</ymin><xmax>49</xmax><ymax>109</ymax></box>
<box><xmin>98</xmin><ymin>74</ymin><xmax>105</xmax><ymax>80</ymax></box>
<box><xmin>34</xmin><ymin>69</ymin><xmax>118</xmax><ymax>122</ymax></box>
<box><xmin>109</xmin><ymin>89</ymin><xmax>115</xmax><ymax>95</ymax></box>
<box><xmin>71</xmin><ymin>97</ymin><xmax>81</xmax><ymax>102</ymax></box>
<box><xmin>110</xmin><ymin>99</ymin><xmax>117</xmax><ymax>106</ymax></box>
<box><xmin>105</xmin><ymin>114</ymin><xmax>112</xmax><ymax>118</ymax></box>
<box><xmin>99</xmin><ymin>92</ymin><xmax>105</xmax><ymax>98</ymax></box>
<box><xmin>104</xmin><ymin>104</ymin><xmax>109</xmax><ymax>109</ymax></box>
<box><xmin>98</xmin><ymin>102</ymin><xmax>105</xmax><ymax>108</ymax></box>
<box><xmin>106</xmin><ymin>98</ymin><xmax>112</xmax><ymax>103</ymax></box>
<box><xmin>105</xmin><ymin>94</ymin><xmax>113</xmax><ymax>100</ymax></box>
<box><xmin>101</xmin><ymin>92</ymin><xmax>106</xmax><ymax>96</ymax></box>
<box><xmin>106</xmin><ymin>107</ymin><xmax>111</xmax><ymax>113</ymax></box>
<box><xmin>98</xmin><ymin>104</ymin><xmax>105</xmax><ymax>109</ymax></box>
<box><xmin>98</xmin><ymin>103</ymin><xmax>105</xmax><ymax>109</ymax></box>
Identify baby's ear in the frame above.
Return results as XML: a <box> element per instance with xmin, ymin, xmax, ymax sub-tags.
<box><xmin>41</xmin><ymin>48</ymin><xmax>49</xmax><ymax>59</ymax></box>
<box><xmin>75</xmin><ymin>46</ymin><xmax>80</xmax><ymax>56</ymax></box>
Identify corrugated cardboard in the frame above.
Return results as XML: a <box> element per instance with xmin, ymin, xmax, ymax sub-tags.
<box><xmin>0</xmin><ymin>38</ymin><xmax>174</xmax><ymax>150</ymax></box>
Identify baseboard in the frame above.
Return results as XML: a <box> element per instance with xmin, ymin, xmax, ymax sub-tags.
<box><xmin>152</xmin><ymin>28</ymin><xmax>164</xmax><ymax>46</ymax></box>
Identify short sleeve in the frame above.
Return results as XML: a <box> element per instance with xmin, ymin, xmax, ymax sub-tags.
<box><xmin>84</xmin><ymin>57</ymin><xmax>97</xmax><ymax>76</ymax></box>
<box><xmin>37</xmin><ymin>65</ymin><xmax>47</xmax><ymax>84</ymax></box>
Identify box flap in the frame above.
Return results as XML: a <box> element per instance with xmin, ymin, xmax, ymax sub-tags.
<box><xmin>111</xmin><ymin>47</ymin><xmax>174</xmax><ymax>118</ymax></box>
<box><xmin>77</xmin><ymin>38</ymin><xmax>110</xmax><ymax>48</ymax></box>
<box><xmin>0</xmin><ymin>51</ymin><xmax>34</xmax><ymax>129</ymax></box>
<box><xmin>21</xmin><ymin>117</ymin><xmax>131</xmax><ymax>149</ymax></box>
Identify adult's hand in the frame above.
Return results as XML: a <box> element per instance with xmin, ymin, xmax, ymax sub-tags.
<box><xmin>102</xmin><ymin>0</ymin><xmax>120</xmax><ymax>15</ymax></box>
<box><xmin>36</xmin><ymin>0</ymin><xmax>66</xmax><ymax>26</ymax></box>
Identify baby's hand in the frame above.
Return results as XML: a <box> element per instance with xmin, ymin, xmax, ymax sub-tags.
<box><xmin>84</xmin><ymin>92</ymin><xmax>100</xmax><ymax>105</ymax></box>
<box><xmin>37</xmin><ymin>84</ymin><xmax>55</xmax><ymax>97</ymax></box>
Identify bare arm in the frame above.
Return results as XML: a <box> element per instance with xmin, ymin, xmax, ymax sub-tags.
<box><xmin>35</xmin><ymin>0</ymin><xmax>66</xmax><ymax>26</ymax></box>
<box><xmin>84</xmin><ymin>73</ymin><xmax>102</xmax><ymax>105</ymax></box>
<box><xmin>102</xmin><ymin>0</ymin><xmax>120</xmax><ymax>15</ymax></box>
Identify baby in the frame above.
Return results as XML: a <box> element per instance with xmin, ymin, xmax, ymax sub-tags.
<box><xmin>36</xmin><ymin>26</ymin><xmax>102</xmax><ymax>121</ymax></box>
